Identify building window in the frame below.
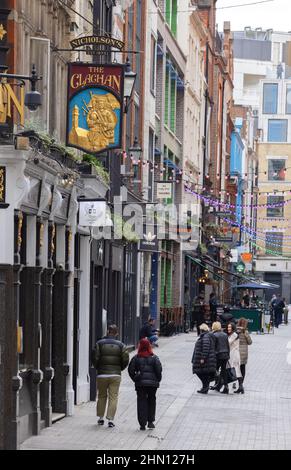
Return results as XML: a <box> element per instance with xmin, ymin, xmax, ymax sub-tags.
<box><xmin>135</xmin><ymin>0</ymin><xmax>142</xmax><ymax>94</ymax></box>
<box><xmin>268</xmin><ymin>119</ymin><xmax>288</xmax><ymax>142</ymax></box>
<box><xmin>165</xmin><ymin>0</ymin><xmax>177</xmax><ymax>37</ymax></box>
<box><xmin>286</xmin><ymin>84</ymin><xmax>291</xmax><ymax>114</ymax></box>
<box><xmin>265</xmin><ymin>232</ymin><xmax>283</xmax><ymax>254</ymax></box>
<box><xmin>263</xmin><ymin>83</ymin><xmax>278</xmax><ymax>114</ymax></box>
<box><xmin>268</xmin><ymin>159</ymin><xmax>286</xmax><ymax>181</ymax></box>
<box><xmin>148</xmin><ymin>129</ymin><xmax>154</xmax><ymax>201</ymax></box>
<box><xmin>267</xmin><ymin>196</ymin><xmax>284</xmax><ymax>217</ymax></box>
<box><xmin>150</xmin><ymin>35</ymin><xmax>157</xmax><ymax>93</ymax></box>
<box><xmin>164</xmin><ymin>58</ymin><xmax>177</xmax><ymax>133</ymax></box>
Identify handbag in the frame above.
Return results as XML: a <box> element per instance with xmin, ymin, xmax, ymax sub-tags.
<box><xmin>226</xmin><ymin>363</ymin><xmax>237</xmax><ymax>383</ymax></box>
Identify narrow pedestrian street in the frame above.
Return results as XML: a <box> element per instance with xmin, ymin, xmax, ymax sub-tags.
<box><xmin>21</xmin><ymin>324</ymin><xmax>291</xmax><ymax>451</ymax></box>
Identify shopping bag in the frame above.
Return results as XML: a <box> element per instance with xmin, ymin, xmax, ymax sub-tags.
<box><xmin>226</xmin><ymin>367</ymin><xmax>237</xmax><ymax>383</ymax></box>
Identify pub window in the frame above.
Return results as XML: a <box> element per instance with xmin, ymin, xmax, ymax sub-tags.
<box><xmin>267</xmin><ymin>196</ymin><xmax>284</xmax><ymax>217</ymax></box>
<box><xmin>268</xmin><ymin>159</ymin><xmax>286</xmax><ymax>181</ymax></box>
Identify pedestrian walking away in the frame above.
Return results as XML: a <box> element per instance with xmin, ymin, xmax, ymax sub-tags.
<box><xmin>283</xmin><ymin>299</ymin><xmax>289</xmax><ymax>325</ymax></box>
<box><xmin>92</xmin><ymin>325</ymin><xmax>129</xmax><ymax>428</ymax></box>
<box><xmin>269</xmin><ymin>294</ymin><xmax>277</xmax><ymax>325</ymax></box>
<box><xmin>226</xmin><ymin>323</ymin><xmax>242</xmax><ymax>393</ymax></box>
<box><xmin>139</xmin><ymin>317</ymin><xmax>159</xmax><ymax>347</ymax></box>
<box><xmin>209</xmin><ymin>293</ymin><xmax>218</xmax><ymax>325</ymax></box>
<box><xmin>191</xmin><ymin>324</ymin><xmax>217</xmax><ymax>394</ymax></box>
<box><xmin>128</xmin><ymin>338</ymin><xmax>162</xmax><ymax>430</ymax></box>
<box><xmin>274</xmin><ymin>295</ymin><xmax>285</xmax><ymax>328</ymax></box>
<box><xmin>236</xmin><ymin>318</ymin><xmax>252</xmax><ymax>393</ymax></box>
<box><xmin>210</xmin><ymin>321</ymin><xmax>230</xmax><ymax>394</ymax></box>
<box><xmin>191</xmin><ymin>296</ymin><xmax>206</xmax><ymax>335</ymax></box>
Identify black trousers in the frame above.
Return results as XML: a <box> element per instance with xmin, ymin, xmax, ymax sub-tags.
<box><xmin>240</xmin><ymin>364</ymin><xmax>246</xmax><ymax>382</ymax></box>
<box><xmin>196</xmin><ymin>373</ymin><xmax>210</xmax><ymax>390</ymax></box>
<box><xmin>136</xmin><ymin>387</ymin><xmax>157</xmax><ymax>427</ymax></box>
<box><xmin>217</xmin><ymin>358</ymin><xmax>228</xmax><ymax>387</ymax></box>
<box><xmin>275</xmin><ymin>312</ymin><xmax>282</xmax><ymax>328</ymax></box>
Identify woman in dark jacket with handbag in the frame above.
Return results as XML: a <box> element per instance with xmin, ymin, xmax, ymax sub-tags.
<box><xmin>128</xmin><ymin>338</ymin><xmax>162</xmax><ymax>430</ymax></box>
<box><xmin>192</xmin><ymin>324</ymin><xmax>216</xmax><ymax>394</ymax></box>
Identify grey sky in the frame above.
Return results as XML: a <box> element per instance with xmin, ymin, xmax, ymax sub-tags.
<box><xmin>216</xmin><ymin>0</ymin><xmax>291</xmax><ymax>32</ymax></box>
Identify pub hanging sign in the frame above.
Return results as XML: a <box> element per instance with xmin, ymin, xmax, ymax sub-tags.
<box><xmin>66</xmin><ymin>62</ymin><xmax>124</xmax><ymax>155</ymax></box>
<box><xmin>70</xmin><ymin>36</ymin><xmax>125</xmax><ymax>56</ymax></box>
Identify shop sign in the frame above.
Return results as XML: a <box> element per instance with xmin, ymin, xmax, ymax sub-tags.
<box><xmin>230</xmin><ymin>249</ymin><xmax>238</xmax><ymax>263</ymax></box>
<box><xmin>70</xmin><ymin>35</ymin><xmax>125</xmax><ymax>56</ymax></box>
<box><xmin>79</xmin><ymin>200</ymin><xmax>107</xmax><ymax>227</ymax></box>
<box><xmin>67</xmin><ymin>62</ymin><xmax>124</xmax><ymax>155</ymax></box>
<box><xmin>214</xmin><ymin>236</ymin><xmax>233</xmax><ymax>243</ymax></box>
<box><xmin>236</xmin><ymin>261</ymin><xmax>246</xmax><ymax>273</ymax></box>
<box><xmin>157</xmin><ymin>182</ymin><xmax>172</xmax><ymax>199</ymax></box>
<box><xmin>241</xmin><ymin>252</ymin><xmax>253</xmax><ymax>263</ymax></box>
<box><xmin>139</xmin><ymin>229</ymin><xmax>159</xmax><ymax>252</ymax></box>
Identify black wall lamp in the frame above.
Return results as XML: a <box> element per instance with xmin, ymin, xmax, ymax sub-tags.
<box><xmin>123</xmin><ymin>58</ymin><xmax>136</xmax><ymax>114</ymax></box>
<box><xmin>0</xmin><ymin>64</ymin><xmax>42</xmax><ymax>111</ymax></box>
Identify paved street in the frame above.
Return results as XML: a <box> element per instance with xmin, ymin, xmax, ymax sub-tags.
<box><xmin>21</xmin><ymin>324</ymin><xmax>291</xmax><ymax>451</ymax></box>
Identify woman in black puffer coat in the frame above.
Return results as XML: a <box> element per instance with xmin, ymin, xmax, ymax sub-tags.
<box><xmin>192</xmin><ymin>323</ymin><xmax>217</xmax><ymax>394</ymax></box>
<box><xmin>128</xmin><ymin>338</ymin><xmax>162</xmax><ymax>430</ymax></box>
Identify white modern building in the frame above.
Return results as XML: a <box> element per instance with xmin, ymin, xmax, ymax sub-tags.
<box><xmin>233</xmin><ymin>28</ymin><xmax>291</xmax><ymax>110</ymax></box>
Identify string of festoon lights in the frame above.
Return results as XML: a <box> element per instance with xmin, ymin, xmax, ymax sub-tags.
<box><xmin>124</xmin><ymin>151</ymin><xmax>291</xmax><ymax>179</ymax></box>
<box><xmin>124</xmin><ymin>151</ymin><xmax>291</xmax><ymax>178</ymax></box>
<box><xmin>184</xmin><ymin>185</ymin><xmax>291</xmax><ymax>210</ymax></box>
<box><xmin>249</xmin><ymin>240</ymin><xmax>291</xmax><ymax>258</ymax></box>
<box><xmin>197</xmin><ymin>198</ymin><xmax>291</xmax><ymax>223</ymax></box>
<box><xmin>182</xmin><ymin>183</ymin><xmax>291</xmax><ymax>253</ymax></box>
<box><xmin>123</xmin><ymin>151</ymin><xmax>291</xmax><ymax>199</ymax></box>
<box><xmin>219</xmin><ymin>219</ymin><xmax>291</xmax><ymax>242</ymax></box>
<box><xmin>222</xmin><ymin>217</ymin><xmax>291</xmax><ymax>246</ymax></box>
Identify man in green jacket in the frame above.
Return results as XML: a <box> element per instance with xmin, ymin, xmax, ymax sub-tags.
<box><xmin>93</xmin><ymin>325</ymin><xmax>129</xmax><ymax>428</ymax></box>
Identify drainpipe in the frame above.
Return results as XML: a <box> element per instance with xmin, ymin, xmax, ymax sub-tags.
<box><xmin>219</xmin><ymin>76</ymin><xmax>226</xmax><ymax>194</ymax></box>
<box><xmin>203</xmin><ymin>42</ymin><xmax>209</xmax><ymax>187</ymax></box>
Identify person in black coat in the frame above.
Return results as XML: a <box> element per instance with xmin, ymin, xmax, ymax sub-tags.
<box><xmin>139</xmin><ymin>318</ymin><xmax>159</xmax><ymax>346</ymax></box>
<box><xmin>210</xmin><ymin>321</ymin><xmax>230</xmax><ymax>394</ymax></box>
<box><xmin>191</xmin><ymin>324</ymin><xmax>216</xmax><ymax>394</ymax></box>
<box><xmin>128</xmin><ymin>338</ymin><xmax>162</xmax><ymax>430</ymax></box>
<box><xmin>209</xmin><ymin>293</ymin><xmax>218</xmax><ymax>324</ymax></box>
<box><xmin>274</xmin><ymin>295</ymin><xmax>285</xmax><ymax>328</ymax></box>
<box><xmin>191</xmin><ymin>296</ymin><xmax>206</xmax><ymax>335</ymax></box>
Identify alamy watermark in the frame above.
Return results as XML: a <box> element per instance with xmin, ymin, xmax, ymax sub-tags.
<box><xmin>79</xmin><ymin>196</ymin><xmax>200</xmax><ymax>247</ymax></box>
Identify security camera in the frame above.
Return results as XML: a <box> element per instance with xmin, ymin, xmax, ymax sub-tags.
<box><xmin>24</xmin><ymin>90</ymin><xmax>42</xmax><ymax>112</ymax></box>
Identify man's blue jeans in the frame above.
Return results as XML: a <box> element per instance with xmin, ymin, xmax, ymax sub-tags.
<box><xmin>148</xmin><ymin>335</ymin><xmax>159</xmax><ymax>344</ymax></box>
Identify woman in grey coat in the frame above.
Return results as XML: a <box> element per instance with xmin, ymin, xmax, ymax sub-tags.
<box><xmin>236</xmin><ymin>318</ymin><xmax>252</xmax><ymax>393</ymax></box>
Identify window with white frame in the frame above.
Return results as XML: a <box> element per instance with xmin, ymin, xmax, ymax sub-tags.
<box><xmin>268</xmin><ymin>119</ymin><xmax>288</xmax><ymax>142</ymax></box>
<box><xmin>286</xmin><ymin>84</ymin><xmax>291</xmax><ymax>114</ymax></box>
<box><xmin>268</xmin><ymin>159</ymin><xmax>286</xmax><ymax>181</ymax></box>
<box><xmin>263</xmin><ymin>83</ymin><xmax>278</xmax><ymax>114</ymax></box>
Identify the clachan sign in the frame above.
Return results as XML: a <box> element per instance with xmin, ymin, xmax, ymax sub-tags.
<box><xmin>66</xmin><ymin>62</ymin><xmax>124</xmax><ymax>155</ymax></box>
